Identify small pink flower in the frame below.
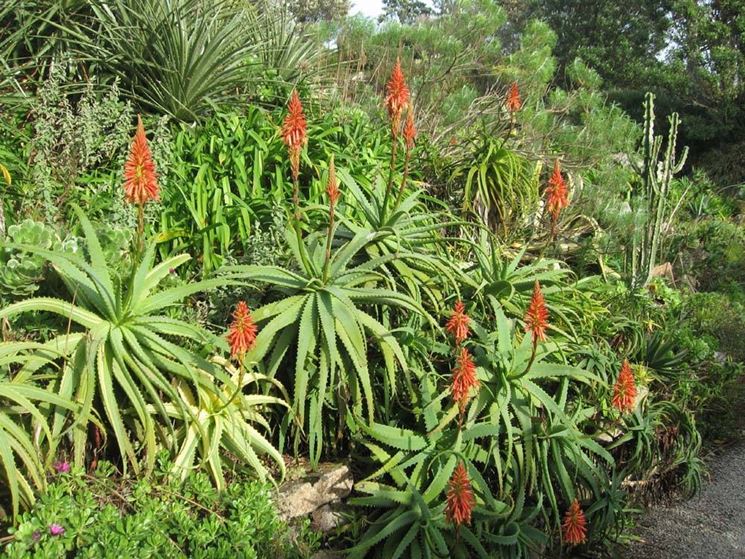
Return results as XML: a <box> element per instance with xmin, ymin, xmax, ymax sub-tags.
<box><xmin>49</xmin><ymin>523</ymin><xmax>65</xmax><ymax>537</ymax></box>
<box><xmin>54</xmin><ymin>461</ymin><xmax>70</xmax><ymax>474</ymax></box>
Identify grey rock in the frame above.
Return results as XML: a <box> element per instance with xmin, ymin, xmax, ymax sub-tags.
<box><xmin>311</xmin><ymin>503</ymin><xmax>349</xmax><ymax>532</ymax></box>
<box><xmin>276</xmin><ymin>463</ymin><xmax>353</xmax><ymax>522</ymax></box>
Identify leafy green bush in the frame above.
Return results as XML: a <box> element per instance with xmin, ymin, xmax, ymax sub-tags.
<box><xmin>0</xmin><ymin>343</ymin><xmax>75</xmax><ymax>518</ymax></box>
<box><xmin>669</xmin><ymin>219</ymin><xmax>745</xmax><ymax>298</ymax></box>
<box><xmin>0</xmin><ymin>207</ymin><xmax>284</xmax><ymax>485</ymax></box>
<box><xmin>159</xmin><ymin>106</ymin><xmax>394</xmax><ymax>272</ymax></box>
<box><xmin>1</xmin><ymin>460</ymin><xmax>320</xmax><ymax>558</ymax></box>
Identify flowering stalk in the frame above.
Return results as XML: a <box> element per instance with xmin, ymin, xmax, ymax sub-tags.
<box><xmin>612</xmin><ymin>359</ymin><xmax>637</xmax><ymax>413</ymax></box>
<box><xmin>524</xmin><ymin>280</ymin><xmax>549</xmax><ymax>372</ymax></box>
<box><xmin>220</xmin><ymin>301</ymin><xmax>258</xmax><ymax>411</ymax></box>
<box><xmin>545</xmin><ymin>159</ymin><xmax>569</xmax><ymax>239</ymax></box>
<box><xmin>281</xmin><ymin>90</ymin><xmax>308</xmax><ymax>223</ymax></box>
<box><xmin>506</xmin><ymin>81</ymin><xmax>521</xmax><ymax>135</ymax></box>
<box><xmin>445</xmin><ymin>300</ymin><xmax>470</xmax><ymax>346</ymax></box>
<box><xmin>452</xmin><ymin>347</ymin><xmax>479</xmax><ymax>422</ymax></box>
<box><xmin>382</xmin><ymin>58</ymin><xmax>410</xmax><ymax>220</ymax></box>
<box><xmin>124</xmin><ymin>115</ymin><xmax>159</xmax><ymax>255</ymax></box>
<box><xmin>562</xmin><ymin>499</ymin><xmax>588</xmax><ymax>546</ymax></box>
<box><xmin>446</xmin><ymin>461</ymin><xmax>475</xmax><ymax>532</ymax></box>
<box><xmin>323</xmin><ymin>157</ymin><xmax>340</xmax><ymax>282</ymax></box>
<box><xmin>393</xmin><ymin>107</ymin><xmax>416</xmax><ymax>211</ymax></box>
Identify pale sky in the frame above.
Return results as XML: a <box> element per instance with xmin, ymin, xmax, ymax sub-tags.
<box><xmin>350</xmin><ymin>0</ymin><xmax>384</xmax><ymax>18</ymax></box>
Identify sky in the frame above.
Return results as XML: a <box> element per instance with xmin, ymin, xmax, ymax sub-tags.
<box><xmin>350</xmin><ymin>0</ymin><xmax>384</xmax><ymax>19</ymax></box>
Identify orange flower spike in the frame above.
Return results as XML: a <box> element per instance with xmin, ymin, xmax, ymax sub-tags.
<box><xmin>445</xmin><ymin>300</ymin><xmax>470</xmax><ymax>344</ymax></box>
<box><xmin>612</xmin><ymin>359</ymin><xmax>637</xmax><ymax>413</ymax></box>
<box><xmin>385</xmin><ymin>58</ymin><xmax>410</xmax><ymax>135</ymax></box>
<box><xmin>446</xmin><ymin>462</ymin><xmax>475</xmax><ymax>527</ymax></box>
<box><xmin>124</xmin><ymin>115</ymin><xmax>159</xmax><ymax>205</ymax></box>
<box><xmin>452</xmin><ymin>347</ymin><xmax>479</xmax><ymax>411</ymax></box>
<box><xmin>545</xmin><ymin>160</ymin><xmax>569</xmax><ymax>222</ymax></box>
<box><xmin>524</xmin><ymin>281</ymin><xmax>549</xmax><ymax>345</ymax></box>
<box><xmin>326</xmin><ymin>158</ymin><xmax>340</xmax><ymax>208</ymax></box>
<box><xmin>403</xmin><ymin>109</ymin><xmax>416</xmax><ymax>150</ymax></box>
<box><xmin>226</xmin><ymin>301</ymin><xmax>258</xmax><ymax>360</ymax></box>
<box><xmin>562</xmin><ymin>499</ymin><xmax>588</xmax><ymax>546</ymax></box>
<box><xmin>281</xmin><ymin>90</ymin><xmax>308</xmax><ymax>181</ymax></box>
<box><xmin>506</xmin><ymin>81</ymin><xmax>522</xmax><ymax>113</ymax></box>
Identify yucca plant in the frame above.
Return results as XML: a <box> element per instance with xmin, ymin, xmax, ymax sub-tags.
<box><xmin>224</xmin><ymin>225</ymin><xmax>431</xmax><ymax>465</ymax></box>
<box><xmin>466</xmin><ymin>308</ymin><xmax>601</xmax><ymax>498</ymax></box>
<box><xmin>336</xmin><ymin>169</ymin><xmax>465</xmax><ymax>310</ymax></box>
<box><xmin>349</xmin><ymin>424</ymin><xmax>504</xmax><ymax>559</ymax></box>
<box><xmin>73</xmin><ymin>0</ymin><xmax>259</xmax><ymax>120</ymax></box>
<box><xmin>471</xmin><ymin>235</ymin><xmax>600</xmax><ymax>340</ymax></box>
<box><xmin>349</xmin><ymin>375</ymin><xmax>550</xmax><ymax>559</ymax></box>
<box><xmin>0</xmin><ymin>343</ymin><xmax>76</xmax><ymax>518</ymax></box>
<box><xmin>0</xmin><ymin>206</ymin><xmax>237</xmax><ymax>474</ymax></box>
<box><xmin>157</xmin><ymin>356</ymin><xmax>288</xmax><ymax>490</ymax></box>
<box><xmin>449</xmin><ymin>136</ymin><xmax>540</xmax><ymax>235</ymax></box>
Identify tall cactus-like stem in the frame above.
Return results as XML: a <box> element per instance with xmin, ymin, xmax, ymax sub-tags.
<box><xmin>628</xmin><ymin>93</ymin><xmax>688</xmax><ymax>287</ymax></box>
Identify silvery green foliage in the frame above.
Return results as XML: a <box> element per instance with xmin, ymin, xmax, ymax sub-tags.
<box><xmin>0</xmin><ymin>219</ymin><xmax>77</xmax><ymax>299</ymax></box>
<box><xmin>25</xmin><ymin>62</ymin><xmax>133</xmax><ymax>219</ymax></box>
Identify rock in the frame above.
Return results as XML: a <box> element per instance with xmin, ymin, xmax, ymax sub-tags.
<box><xmin>277</xmin><ymin>481</ymin><xmax>319</xmax><ymax>519</ymax></box>
<box><xmin>311</xmin><ymin>503</ymin><xmax>349</xmax><ymax>532</ymax></box>
<box><xmin>315</xmin><ymin>464</ymin><xmax>353</xmax><ymax>500</ymax></box>
<box><xmin>276</xmin><ymin>463</ymin><xmax>353</xmax><ymax>523</ymax></box>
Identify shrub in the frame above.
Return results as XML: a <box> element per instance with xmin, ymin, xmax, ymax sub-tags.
<box><xmin>1</xmin><ymin>460</ymin><xmax>320</xmax><ymax>558</ymax></box>
<box><xmin>0</xmin><ymin>207</ymin><xmax>285</xmax><ymax>484</ymax></box>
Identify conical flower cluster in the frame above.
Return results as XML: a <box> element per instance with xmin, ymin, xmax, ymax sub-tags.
<box><xmin>446</xmin><ymin>300</ymin><xmax>470</xmax><ymax>345</ymax></box>
<box><xmin>506</xmin><ymin>82</ymin><xmax>522</xmax><ymax>113</ymax></box>
<box><xmin>281</xmin><ymin>90</ymin><xmax>307</xmax><ymax>182</ymax></box>
<box><xmin>326</xmin><ymin>157</ymin><xmax>340</xmax><ymax>208</ymax></box>
<box><xmin>124</xmin><ymin>115</ymin><xmax>159</xmax><ymax>205</ymax></box>
<box><xmin>403</xmin><ymin>109</ymin><xmax>416</xmax><ymax>149</ymax></box>
<box><xmin>452</xmin><ymin>347</ymin><xmax>479</xmax><ymax>411</ymax></box>
<box><xmin>612</xmin><ymin>359</ymin><xmax>637</xmax><ymax>413</ymax></box>
<box><xmin>226</xmin><ymin>301</ymin><xmax>258</xmax><ymax>359</ymax></box>
<box><xmin>524</xmin><ymin>281</ymin><xmax>549</xmax><ymax>345</ymax></box>
<box><xmin>446</xmin><ymin>462</ymin><xmax>475</xmax><ymax>527</ymax></box>
<box><xmin>385</xmin><ymin>58</ymin><xmax>410</xmax><ymax>135</ymax></box>
<box><xmin>562</xmin><ymin>499</ymin><xmax>588</xmax><ymax>546</ymax></box>
<box><xmin>545</xmin><ymin>160</ymin><xmax>569</xmax><ymax>223</ymax></box>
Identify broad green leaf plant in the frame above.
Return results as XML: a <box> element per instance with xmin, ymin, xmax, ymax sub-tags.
<box><xmin>0</xmin><ymin>206</ymin><xmax>240</xmax><ymax>475</ymax></box>
<box><xmin>0</xmin><ymin>343</ymin><xmax>75</xmax><ymax>518</ymax></box>
<box><xmin>225</xmin><ymin>224</ymin><xmax>432</xmax><ymax>465</ymax></box>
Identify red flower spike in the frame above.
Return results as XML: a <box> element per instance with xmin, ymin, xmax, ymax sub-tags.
<box><xmin>562</xmin><ymin>499</ymin><xmax>588</xmax><ymax>546</ymax></box>
<box><xmin>226</xmin><ymin>301</ymin><xmax>258</xmax><ymax>359</ymax></box>
<box><xmin>403</xmin><ymin>108</ymin><xmax>416</xmax><ymax>149</ymax></box>
<box><xmin>506</xmin><ymin>81</ymin><xmax>522</xmax><ymax>113</ymax></box>
<box><xmin>124</xmin><ymin>115</ymin><xmax>159</xmax><ymax>205</ymax></box>
<box><xmin>326</xmin><ymin>158</ymin><xmax>340</xmax><ymax>207</ymax></box>
<box><xmin>445</xmin><ymin>300</ymin><xmax>470</xmax><ymax>344</ymax></box>
<box><xmin>612</xmin><ymin>359</ymin><xmax>637</xmax><ymax>413</ymax></box>
<box><xmin>281</xmin><ymin>90</ymin><xmax>308</xmax><ymax>181</ymax></box>
<box><xmin>385</xmin><ymin>58</ymin><xmax>410</xmax><ymax>135</ymax></box>
<box><xmin>446</xmin><ymin>462</ymin><xmax>475</xmax><ymax>527</ymax></box>
<box><xmin>524</xmin><ymin>281</ymin><xmax>549</xmax><ymax>345</ymax></box>
<box><xmin>452</xmin><ymin>347</ymin><xmax>479</xmax><ymax>411</ymax></box>
<box><xmin>545</xmin><ymin>160</ymin><xmax>569</xmax><ymax>222</ymax></box>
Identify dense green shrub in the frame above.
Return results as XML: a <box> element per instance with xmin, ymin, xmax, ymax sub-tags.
<box><xmin>1</xmin><ymin>460</ymin><xmax>320</xmax><ymax>558</ymax></box>
<box><xmin>669</xmin><ymin>219</ymin><xmax>745</xmax><ymax>298</ymax></box>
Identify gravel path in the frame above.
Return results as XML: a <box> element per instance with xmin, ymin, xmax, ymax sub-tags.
<box><xmin>621</xmin><ymin>443</ymin><xmax>745</xmax><ymax>558</ymax></box>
